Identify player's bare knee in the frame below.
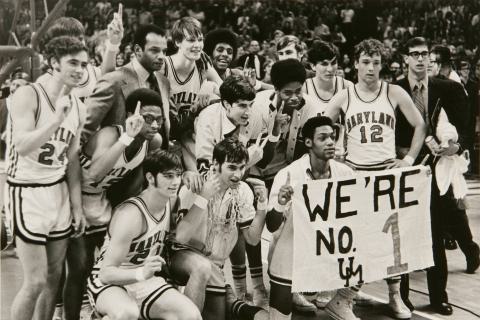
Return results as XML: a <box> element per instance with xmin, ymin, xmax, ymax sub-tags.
<box><xmin>190</xmin><ymin>258</ymin><xmax>212</xmax><ymax>282</ymax></box>
<box><xmin>25</xmin><ymin>272</ymin><xmax>48</xmax><ymax>294</ymax></box>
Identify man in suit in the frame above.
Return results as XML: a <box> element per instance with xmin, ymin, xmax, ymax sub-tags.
<box><xmin>396</xmin><ymin>37</ymin><xmax>479</xmax><ymax>316</ymax></box>
<box><xmin>236</xmin><ymin>40</ymin><xmax>266</xmax><ymax>80</ymax></box>
<box><xmin>83</xmin><ymin>24</ymin><xmax>169</xmax><ymax>205</ymax></box>
<box><xmin>83</xmin><ymin>24</ymin><xmax>170</xmax><ymax>143</ymax></box>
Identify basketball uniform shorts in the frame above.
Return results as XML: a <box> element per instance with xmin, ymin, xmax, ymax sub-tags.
<box><xmin>4</xmin><ymin>178</ymin><xmax>72</xmax><ymax>245</ymax></box>
<box><xmin>87</xmin><ymin>268</ymin><xmax>174</xmax><ymax>320</ymax></box>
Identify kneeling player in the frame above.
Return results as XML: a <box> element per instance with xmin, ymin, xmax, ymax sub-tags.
<box><xmin>87</xmin><ymin>150</ymin><xmax>201</xmax><ymax>320</ymax></box>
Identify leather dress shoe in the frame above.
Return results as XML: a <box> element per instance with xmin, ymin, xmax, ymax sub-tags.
<box><xmin>431</xmin><ymin>302</ymin><xmax>453</xmax><ymax>315</ymax></box>
<box><xmin>466</xmin><ymin>243</ymin><xmax>480</xmax><ymax>274</ymax></box>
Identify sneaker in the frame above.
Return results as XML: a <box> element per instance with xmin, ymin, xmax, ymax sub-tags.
<box><xmin>79</xmin><ymin>303</ymin><xmax>94</xmax><ymax>320</ymax></box>
<box><xmin>445</xmin><ymin>238</ymin><xmax>458</xmax><ymax>250</ymax></box>
<box><xmin>314</xmin><ymin>290</ymin><xmax>336</xmax><ymax>309</ymax></box>
<box><xmin>388</xmin><ymin>292</ymin><xmax>412</xmax><ymax>319</ymax></box>
<box><xmin>253</xmin><ymin>287</ymin><xmax>269</xmax><ymax>309</ymax></box>
<box><xmin>325</xmin><ymin>293</ymin><xmax>359</xmax><ymax>320</ymax></box>
<box><xmin>52</xmin><ymin>305</ymin><xmax>63</xmax><ymax>320</ymax></box>
<box><xmin>292</xmin><ymin>292</ymin><xmax>317</xmax><ymax>313</ymax></box>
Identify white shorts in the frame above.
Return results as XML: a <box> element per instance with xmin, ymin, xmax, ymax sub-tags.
<box><xmin>87</xmin><ymin>269</ymin><xmax>174</xmax><ymax>320</ymax></box>
<box><xmin>82</xmin><ymin>192</ymin><xmax>111</xmax><ymax>235</ymax></box>
<box><xmin>4</xmin><ymin>178</ymin><xmax>72</xmax><ymax>245</ymax></box>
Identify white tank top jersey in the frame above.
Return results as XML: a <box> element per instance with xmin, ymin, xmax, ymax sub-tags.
<box><xmin>36</xmin><ymin>64</ymin><xmax>101</xmax><ymax>103</ymax></box>
<box><xmin>303</xmin><ymin>76</ymin><xmax>350</xmax><ymax>111</ymax></box>
<box><xmin>6</xmin><ymin>83</ymin><xmax>82</xmax><ymax>184</ymax></box>
<box><xmin>164</xmin><ymin>56</ymin><xmax>203</xmax><ymax>114</ymax></box>
<box><xmin>342</xmin><ymin>81</ymin><xmax>397</xmax><ymax>166</ymax></box>
<box><xmin>94</xmin><ymin>197</ymin><xmax>172</xmax><ymax>269</ymax></box>
<box><xmin>80</xmin><ymin>126</ymin><xmax>149</xmax><ymax>194</ymax></box>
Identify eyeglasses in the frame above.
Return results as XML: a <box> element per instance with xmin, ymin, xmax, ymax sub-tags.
<box><xmin>408</xmin><ymin>51</ymin><xmax>429</xmax><ymax>59</ymax></box>
<box><xmin>142</xmin><ymin>114</ymin><xmax>164</xmax><ymax>125</ymax></box>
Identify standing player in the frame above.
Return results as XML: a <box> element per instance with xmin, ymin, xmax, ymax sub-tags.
<box><xmin>64</xmin><ymin>88</ymin><xmax>163</xmax><ymax>319</ymax></box>
<box><xmin>5</xmin><ymin>36</ymin><xmax>87</xmax><ymax>320</ymax></box>
<box><xmin>267</xmin><ymin>116</ymin><xmax>358</xmax><ymax>320</ymax></box>
<box><xmin>164</xmin><ymin>17</ymin><xmax>222</xmax><ymax>172</ymax></box>
<box><xmin>325</xmin><ymin>39</ymin><xmax>427</xmax><ymax>319</ymax></box>
<box><xmin>87</xmin><ymin>150</ymin><xmax>202</xmax><ymax>320</ymax></box>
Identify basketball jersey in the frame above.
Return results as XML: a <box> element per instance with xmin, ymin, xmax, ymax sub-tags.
<box><xmin>342</xmin><ymin>81</ymin><xmax>396</xmax><ymax>166</ymax></box>
<box><xmin>36</xmin><ymin>64</ymin><xmax>101</xmax><ymax>103</ymax></box>
<box><xmin>6</xmin><ymin>83</ymin><xmax>82</xmax><ymax>184</ymax></box>
<box><xmin>80</xmin><ymin>126</ymin><xmax>149</xmax><ymax>194</ymax></box>
<box><xmin>303</xmin><ymin>76</ymin><xmax>349</xmax><ymax>112</ymax></box>
<box><xmin>164</xmin><ymin>56</ymin><xmax>203</xmax><ymax>114</ymax></box>
<box><xmin>94</xmin><ymin>197</ymin><xmax>172</xmax><ymax>269</ymax></box>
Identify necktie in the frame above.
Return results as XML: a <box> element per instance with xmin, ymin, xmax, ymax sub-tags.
<box><xmin>412</xmin><ymin>84</ymin><xmax>426</xmax><ymax>120</ymax></box>
<box><xmin>147</xmin><ymin>72</ymin><xmax>160</xmax><ymax>93</ymax></box>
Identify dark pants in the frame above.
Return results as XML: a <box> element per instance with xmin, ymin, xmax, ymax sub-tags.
<box><xmin>401</xmin><ymin>172</ymin><xmax>476</xmax><ymax>305</ymax></box>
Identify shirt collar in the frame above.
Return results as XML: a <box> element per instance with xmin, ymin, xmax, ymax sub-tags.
<box><xmin>408</xmin><ymin>73</ymin><xmax>428</xmax><ymax>91</ymax></box>
<box><xmin>220</xmin><ymin>104</ymin><xmax>238</xmax><ymax>137</ymax></box>
<box><xmin>132</xmin><ymin>58</ymin><xmax>151</xmax><ymax>84</ymax></box>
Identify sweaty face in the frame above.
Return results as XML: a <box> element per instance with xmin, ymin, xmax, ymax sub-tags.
<box><xmin>154</xmin><ymin>169</ymin><xmax>182</xmax><ymax>198</ymax></box>
<box><xmin>278</xmin><ymin>81</ymin><xmax>304</xmax><ymax>110</ymax></box>
<box><xmin>138</xmin><ymin>33</ymin><xmax>168</xmax><ymax>72</ymax></box>
<box><xmin>54</xmin><ymin>51</ymin><xmax>89</xmax><ymax>87</ymax></box>
<box><xmin>225</xmin><ymin>99</ymin><xmax>253</xmax><ymax>126</ymax></box>
<box><xmin>355</xmin><ymin>52</ymin><xmax>382</xmax><ymax>84</ymax></box>
<box><xmin>277</xmin><ymin>43</ymin><xmax>300</xmax><ymax>61</ymax></box>
<box><xmin>212</xmin><ymin>43</ymin><xmax>234</xmax><ymax>71</ymax></box>
<box><xmin>405</xmin><ymin>45</ymin><xmax>429</xmax><ymax>76</ymax></box>
<box><xmin>218</xmin><ymin>161</ymin><xmax>246</xmax><ymax>188</ymax></box>
<box><xmin>138</xmin><ymin>105</ymin><xmax>164</xmax><ymax>140</ymax></box>
<box><xmin>309</xmin><ymin>125</ymin><xmax>336</xmax><ymax>160</ymax></box>
<box><xmin>177</xmin><ymin>31</ymin><xmax>204</xmax><ymax>61</ymax></box>
<box><xmin>314</xmin><ymin>57</ymin><xmax>338</xmax><ymax>82</ymax></box>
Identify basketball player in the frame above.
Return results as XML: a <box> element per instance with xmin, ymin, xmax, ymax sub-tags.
<box><xmin>325</xmin><ymin>38</ymin><xmax>427</xmax><ymax>319</ymax></box>
<box><xmin>86</xmin><ymin>150</ymin><xmax>202</xmax><ymax>320</ymax></box>
<box><xmin>267</xmin><ymin>116</ymin><xmax>358</xmax><ymax>320</ymax></box>
<box><xmin>164</xmin><ymin>17</ymin><xmax>223</xmax><ymax>173</ymax></box>
<box><xmin>37</xmin><ymin>9</ymin><xmax>123</xmax><ymax>102</ymax></box>
<box><xmin>172</xmin><ymin>138</ymin><xmax>268</xmax><ymax>320</ymax></box>
<box><xmin>5</xmin><ymin>36</ymin><xmax>88</xmax><ymax>320</ymax></box>
<box><xmin>64</xmin><ymin>88</ymin><xmax>163</xmax><ymax>319</ymax></box>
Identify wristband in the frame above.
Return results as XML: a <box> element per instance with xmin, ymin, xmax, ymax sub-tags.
<box><xmin>194</xmin><ymin>195</ymin><xmax>209</xmax><ymax>210</ymax></box>
<box><xmin>135</xmin><ymin>267</ymin><xmax>146</xmax><ymax>282</ymax></box>
<box><xmin>274</xmin><ymin>202</ymin><xmax>286</xmax><ymax>212</ymax></box>
<box><xmin>256</xmin><ymin>201</ymin><xmax>268</xmax><ymax>211</ymax></box>
<box><xmin>268</xmin><ymin>134</ymin><xmax>280</xmax><ymax>143</ymax></box>
<box><xmin>403</xmin><ymin>155</ymin><xmax>414</xmax><ymax>166</ymax></box>
<box><xmin>106</xmin><ymin>40</ymin><xmax>120</xmax><ymax>52</ymax></box>
<box><xmin>119</xmin><ymin>133</ymin><xmax>134</xmax><ymax>146</ymax></box>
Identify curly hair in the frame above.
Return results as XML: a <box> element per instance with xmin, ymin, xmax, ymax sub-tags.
<box><xmin>40</xmin><ymin>17</ymin><xmax>85</xmax><ymax>52</ymax></box>
<box><xmin>354</xmin><ymin>38</ymin><xmax>385</xmax><ymax>62</ymax></box>
<box><xmin>204</xmin><ymin>28</ymin><xmax>238</xmax><ymax>59</ymax></box>
<box><xmin>45</xmin><ymin>36</ymin><xmax>88</xmax><ymax>67</ymax></box>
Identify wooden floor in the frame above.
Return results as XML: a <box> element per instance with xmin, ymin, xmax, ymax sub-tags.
<box><xmin>2</xmin><ymin>179</ymin><xmax>480</xmax><ymax>320</ymax></box>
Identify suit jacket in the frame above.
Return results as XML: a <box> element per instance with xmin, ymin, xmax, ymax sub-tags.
<box><xmin>235</xmin><ymin>53</ymin><xmax>266</xmax><ymax>80</ymax></box>
<box><xmin>83</xmin><ymin>61</ymin><xmax>170</xmax><ymax>143</ymax></box>
<box><xmin>395</xmin><ymin>76</ymin><xmax>468</xmax><ymax>164</ymax></box>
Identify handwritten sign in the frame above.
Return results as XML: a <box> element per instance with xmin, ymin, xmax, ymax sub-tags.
<box><xmin>292</xmin><ymin>166</ymin><xmax>434</xmax><ymax>292</ymax></box>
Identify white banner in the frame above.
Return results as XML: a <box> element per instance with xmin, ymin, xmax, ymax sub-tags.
<box><xmin>292</xmin><ymin>166</ymin><xmax>434</xmax><ymax>292</ymax></box>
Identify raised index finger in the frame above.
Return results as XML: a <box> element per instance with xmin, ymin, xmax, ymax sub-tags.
<box><xmin>285</xmin><ymin>171</ymin><xmax>291</xmax><ymax>185</ymax></box>
<box><xmin>260</xmin><ymin>135</ymin><xmax>270</xmax><ymax>148</ymax></box>
<box><xmin>149</xmin><ymin>243</ymin><xmax>160</xmax><ymax>257</ymax></box>
<box><xmin>244</xmin><ymin>56</ymin><xmax>250</xmax><ymax>70</ymax></box>
<box><xmin>118</xmin><ymin>3</ymin><xmax>123</xmax><ymax>22</ymax></box>
<box><xmin>135</xmin><ymin>101</ymin><xmax>141</xmax><ymax>115</ymax></box>
<box><xmin>277</xmin><ymin>100</ymin><xmax>284</xmax><ymax>114</ymax></box>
